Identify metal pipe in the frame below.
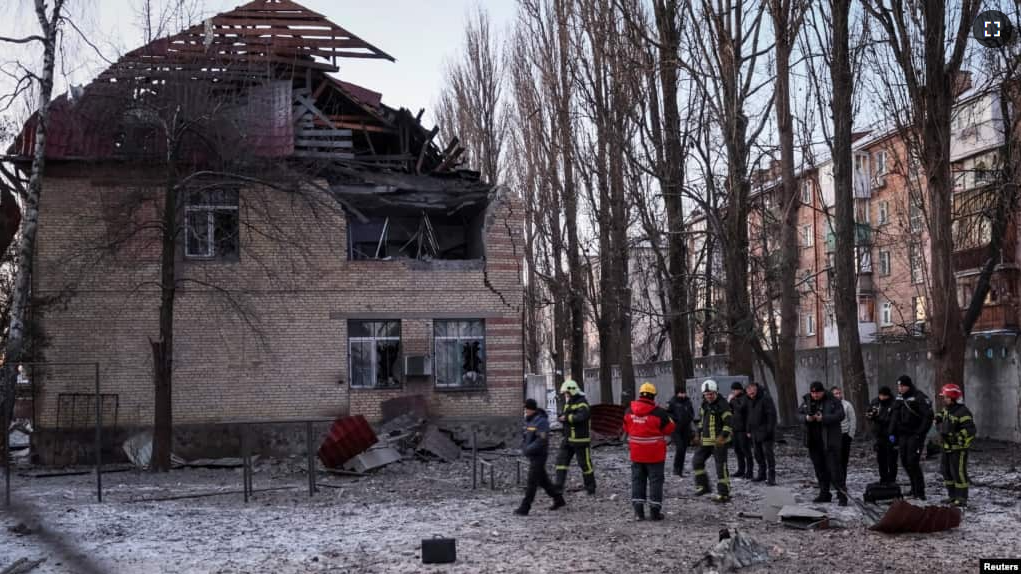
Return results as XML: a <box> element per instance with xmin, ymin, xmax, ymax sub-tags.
<box><xmin>4</xmin><ymin>407</ymin><xmax>10</xmax><ymax>507</ymax></box>
<box><xmin>94</xmin><ymin>362</ymin><xmax>102</xmax><ymax>503</ymax></box>
<box><xmin>306</xmin><ymin>421</ymin><xmax>316</xmax><ymax>497</ymax></box>
<box><xmin>242</xmin><ymin>426</ymin><xmax>249</xmax><ymax>504</ymax></box>
<box><xmin>471</xmin><ymin>429</ymin><xmax>478</xmax><ymax>490</ymax></box>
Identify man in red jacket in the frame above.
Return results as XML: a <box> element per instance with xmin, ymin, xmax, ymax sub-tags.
<box><xmin>623</xmin><ymin>382</ymin><xmax>676</xmax><ymax>521</ymax></box>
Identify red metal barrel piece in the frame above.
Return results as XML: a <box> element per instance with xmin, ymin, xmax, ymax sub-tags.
<box><xmin>317</xmin><ymin>415</ymin><xmax>378</xmax><ymax>469</ymax></box>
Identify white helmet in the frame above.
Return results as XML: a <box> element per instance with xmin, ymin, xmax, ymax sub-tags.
<box><xmin>701</xmin><ymin>379</ymin><xmax>718</xmax><ymax>393</ymax></box>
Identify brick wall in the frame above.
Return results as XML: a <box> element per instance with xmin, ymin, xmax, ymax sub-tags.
<box><xmin>31</xmin><ymin>164</ymin><xmax>524</xmax><ymax>432</ymax></box>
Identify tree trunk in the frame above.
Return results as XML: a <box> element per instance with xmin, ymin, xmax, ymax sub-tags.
<box><xmin>653</xmin><ymin>0</ymin><xmax>695</xmax><ymax>393</ymax></box>
<box><xmin>769</xmin><ymin>0</ymin><xmax>804</xmax><ymax>425</ymax></box>
<box><xmin>2</xmin><ymin>5</ymin><xmax>60</xmax><ymax>418</ymax></box>
<box><xmin>830</xmin><ymin>0</ymin><xmax>869</xmax><ymax>420</ymax></box>
<box><xmin>555</xmin><ymin>0</ymin><xmax>586</xmax><ymax>387</ymax></box>
<box><xmin>151</xmin><ymin>175</ymin><xmax>178</xmax><ymax>472</ymax></box>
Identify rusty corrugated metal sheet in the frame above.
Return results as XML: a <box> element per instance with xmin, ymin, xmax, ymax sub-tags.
<box><xmin>870</xmin><ymin>499</ymin><xmax>962</xmax><ymax>533</ymax></box>
<box><xmin>318</xmin><ymin>415</ymin><xmax>378</xmax><ymax>469</ymax></box>
<box><xmin>590</xmin><ymin>404</ymin><xmax>626</xmax><ymax>439</ymax></box>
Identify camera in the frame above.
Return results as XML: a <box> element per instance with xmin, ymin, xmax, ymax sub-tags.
<box><xmin>866</xmin><ymin>405</ymin><xmax>880</xmax><ymax>419</ymax></box>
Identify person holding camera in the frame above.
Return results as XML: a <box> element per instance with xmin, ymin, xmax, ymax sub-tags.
<box><xmin>889</xmin><ymin>375</ymin><xmax>933</xmax><ymax>500</ymax></box>
<box><xmin>865</xmin><ymin>386</ymin><xmax>898</xmax><ymax>485</ymax></box>
<box><xmin>799</xmin><ymin>381</ymin><xmax>848</xmax><ymax>505</ymax></box>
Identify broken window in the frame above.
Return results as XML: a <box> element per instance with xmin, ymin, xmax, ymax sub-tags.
<box><xmin>348</xmin><ymin>211</ymin><xmax>484</xmax><ymax>261</ymax></box>
<box><xmin>185</xmin><ymin>189</ymin><xmax>239</xmax><ymax>260</ymax></box>
<box><xmin>434</xmin><ymin>319</ymin><xmax>485</xmax><ymax>388</ymax></box>
<box><xmin>349</xmin><ymin>320</ymin><xmax>401</xmax><ymax>388</ymax></box>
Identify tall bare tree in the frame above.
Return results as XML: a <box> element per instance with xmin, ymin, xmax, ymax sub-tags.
<box><xmin>861</xmin><ymin>0</ymin><xmax>982</xmax><ymax>394</ymax></box>
<box><xmin>436</xmin><ymin>6</ymin><xmax>508</xmax><ymax>184</ymax></box>
<box><xmin>681</xmin><ymin>0</ymin><xmax>774</xmax><ymax>380</ymax></box>
<box><xmin>0</xmin><ymin>0</ymin><xmax>68</xmax><ymax>419</ymax></box>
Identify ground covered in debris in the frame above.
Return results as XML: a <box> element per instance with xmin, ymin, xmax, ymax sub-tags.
<box><xmin>3</xmin><ymin>437</ymin><xmax>1020</xmax><ymax>574</ymax></box>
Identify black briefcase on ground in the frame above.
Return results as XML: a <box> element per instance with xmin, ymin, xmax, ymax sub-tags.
<box><xmin>863</xmin><ymin>482</ymin><xmax>903</xmax><ymax>503</ymax></box>
<box><xmin>422</xmin><ymin>537</ymin><xmax>457</xmax><ymax>564</ymax></box>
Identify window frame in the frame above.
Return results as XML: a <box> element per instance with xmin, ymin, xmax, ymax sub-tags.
<box><xmin>880</xmin><ymin>302</ymin><xmax>893</xmax><ymax>326</ymax></box>
<box><xmin>801</xmin><ymin>180</ymin><xmax>813</xmax><ymax>205</ymax></box>
<box><xmin>433</xmin><ymin>319</ymin><xmax>487</xmax><ymax>390</ymax></box>
<box><xmin>879</xmin><ymin>250</ymin><xmax>891</xmax><ymax>276</ymax></box>
<box><xmin>804</xmin><ymin>313</ymin><xmax>816</xmax><ymax>336</ymax></box>
<box><xmin>873</xmin><ymin>149</ymin><xmax>888</xmax><ymax>176</ymax></box>
<box><xmin>348</xmin><ymin>320</ymin><xmax>402</xmax><ymax>389</ymax></box>
<box><xmin>801</xmin><ymin>224</ymin><xmax>814</xmax><ymax>248</ymax></box>
<box><xmin>877</xmin><ymin>200</ymin><xmax>889</xmax><ymax>225</ymax></box>
<box><xmin>184</xmin><ymin>189</ymin><xmax>240</xmax><ymax>261</ymax></box>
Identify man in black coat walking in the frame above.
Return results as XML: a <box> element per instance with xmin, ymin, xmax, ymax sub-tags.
<box><xmin>799</xmin><ymin>381</ymin><xmax>848</xmax><ymax>505</ymax></box>
<box><xmin>744</xmin><ymin>382</ymin><xmax>778</xmax><ymax>485</ymax></box>
<box><xmin>888</xmin><ymin>375</ymin><xmax>933</xmax><ymax>500</ymax></box>
<box><xmin>667</xmin><ymin>387</ymin><xmax>695</xmax><ymax>476</ymax></box>
<box><xmin>515</xmin><ymin>399</ymin><xmax>566</xmax><ymax>515</ymax></box>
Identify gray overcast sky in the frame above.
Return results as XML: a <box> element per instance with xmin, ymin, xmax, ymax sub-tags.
<box><xmin>1</xmin><ymin>0</ymin><xmax>518</xmax><ymax>126</ymax></box>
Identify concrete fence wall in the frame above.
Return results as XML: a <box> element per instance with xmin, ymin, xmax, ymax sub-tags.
<box><xmin>584</xmin><ymin>334</ymin><xmax>1021</xmax><ymax>442</ymax></box>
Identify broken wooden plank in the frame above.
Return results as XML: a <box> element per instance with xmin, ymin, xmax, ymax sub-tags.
<box><xmin>294</xmin><ymin>139</ymin><xmax>353</xmax><ymax>148</ymax></box>
<box><xmin>295</xmin><ymin>128</ymin><xmax>352</xmax><ymax>137</ymax></box>
<box><xmin>294</xmin><ymin>94</ymin><xmax>337</xmax><ymax>129</ymax></box>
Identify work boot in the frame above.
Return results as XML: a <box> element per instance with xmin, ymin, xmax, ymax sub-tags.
<box><xmin>837</xmin><ymin>495</ymin><xmax>848</xmax><ymax>507</ymax></box>
<box><xmin>766</xmin><ymin>470</ymin><xmax>776</xmax><ymax>486</ymax></box>
<box><xmin>812</xmin><ymin>492</ymin><xmax>832</xmax><ymax>503</ymax></box>
<box><xmin>673</xmin><ymin>468</ymin><xmax>683</xmax><ymax>477</ymax></box>
<box><xmin>694</xmin><ymin>486</ymin><xmax>709</xmax><ymax>496</ymax></box>
<box><xmin>735</xmin><ymin>465</ymin><xmax>746</xmax><ymax>478</ymax></box>
<box><xmin>513</xmin><ymin>507</ymin><xmax>529</xmax><ymax>516</ymax></box>
<box><xmin>634</xmin><ymin>504</ymin><xmax>646</xmax><ymax>521</ymax></box>
<box><xmin>952</xmin><ymin>499</ymin><xmax>968</xmax><ymax>508</ymax></box>
<box><xmin>549</xmin><ymin>496</ymin><xmax>566</xmax><ymax>511</ymax></box>
<box><xmin>711</xmin><ymin>494</ymin><xmax>731</xmax><ymax>503</ymax></box>
<box><xmin>650</xmin><ymin>507</ymin><xmax>664</xmax><ymax>521</ymax></box>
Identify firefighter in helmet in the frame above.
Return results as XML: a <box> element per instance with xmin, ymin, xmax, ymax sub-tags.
<box><xmin>692</xmin><ymin>379</ymin><xmax>733</xmax><ymax>502</ymax></box>
<box><xmin>554</xmin><ymin>379</ymin><xmax>596</xmax><ymax>495</ymax></box>
<box><xmin>935</xmin><ymin>383</ymin><xmax>976</xmax><ymax>507</ymax></box>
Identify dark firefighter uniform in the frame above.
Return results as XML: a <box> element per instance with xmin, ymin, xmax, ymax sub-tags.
<box><xmin>692</xmin><ymin>380</ymin><xmax>733</xmax><ymax>502</ymax></box>
<box><xmin>554</xmin><ymin>381</ymin><xmax>596</xmax><ymax>494</ymax></box>
<box><xmin>935</xmin><ymin>384</ymin><xmax>976</xmax><ymax>507</ymax></box>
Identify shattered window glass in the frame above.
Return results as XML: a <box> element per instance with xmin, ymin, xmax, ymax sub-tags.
<box><xmin>185</xmin><ymin>188</ymin><xmax>239</xmax><ymax>260</ymax></box>
<box><xmin>349</xmin><ymin>320</ymin><xmax>401</xmax><ymax>388</ymax></box>
<box><xmin>434</xmin><ymin>319</ymin><xmax>485</xmax><ymax>388</ymax></box>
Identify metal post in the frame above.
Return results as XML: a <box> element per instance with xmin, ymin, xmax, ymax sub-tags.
<box><xmin>94</xmin><ymin>362</ymin><xmax>102</xmax><ymax>503</ymax></box>
<box><xmin>4</xmin><ymin>407</ymin><xmax>10</xmax><ymax>507</ymax></box>
<box><xmin>246</xmin><ymin>425</ymin><xmax>254</xmax><ymax>496</ymax></box>
<box><xmin>242</xmin><ymin>426</ymin><xmax>249</xmax><ymax>504</ymax></box>
<box><xmin>306</xmin><ymin>421</ymin><xmax>316</xmax><ymax>497</ymax></box>
<box><xmin>471</xmin><ymin>429</ymin><xmax>478</xmax><ymax>490</ymax></box>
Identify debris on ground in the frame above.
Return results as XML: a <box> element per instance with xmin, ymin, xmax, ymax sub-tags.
<box><xmin>691</xmin><ymin>529</ymin><xmax>771</xmax><ymax>573</ymax></box>
<box><xmin>7</xmin><ymin>523</ymin><xmax>35</xmax><ymax>536</ymax></box>
<box><xmin>778</xmin><ymin>505</ymin><xmax>829</xmax><ymax>530</ymax></box>
<box><xmin>761</xmin><ymin>487</ymin><xmax>796</xmax><ymax>522</ymax></box>
<box><xmin>123</xmin><ymin>431</ymin><xmax>254</xmax><ymax>470</ymax></box>
<box><xmin>318</xmin><ymin>415</ymin><xmax>377</xmax><ymax>469</ymax></box>
<box><xmin>417</xmin><ymin>425</ymin><xmax>461</xmax><ymax>462</ymax></box>
<box><xmin>870</xmin><ymin>499</ymin><xmax>962</xmax><ymax>534</ymax></box>
<box><xmin>343</xmin><ymin>447</ymin><xmax>402</xmax><ymax>473</ymax></box>
<box><xmin>1</xmin><ymin>557</ymin><xmax>46</xmax><ymax>574</ymax></box>
<box><xmin>590</xmin><ymin>404</ymin><xmax>626</xmax><ymax>445</ymax></box>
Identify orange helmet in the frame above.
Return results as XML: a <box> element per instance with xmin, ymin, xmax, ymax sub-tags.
<box><xmin>939</xmin><ymin>384</ymin><xmax>963</xmax><ymax>400</ymax></box>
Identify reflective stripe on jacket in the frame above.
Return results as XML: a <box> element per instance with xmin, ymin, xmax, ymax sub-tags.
<box><xmin>623</xmin><ymin>397</ymin><xmax>676</xmax><ymax>463</ymax></box>
<box><xmin>562</xmin><ymin>394</ymin><xmax>591</xmax><ymax>443</ymax></box>
<box><xmin>936</xmin><ymin>402</ymin><xmax>976</xmax><ymax>451</ymax></box>
<box><xmin>700</xmin><ymin>397</ymin><xmax>732</xmax><ymax>446</ymax></box>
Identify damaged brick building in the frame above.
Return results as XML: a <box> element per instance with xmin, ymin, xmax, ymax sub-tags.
<box><xmin>6</xmin><ymin>0</ymin><xmax>524</xmax><ymax>462</ymax></box>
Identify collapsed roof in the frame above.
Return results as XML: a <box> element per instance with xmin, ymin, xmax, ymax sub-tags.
<box><xmin>8</xmin><ymin>0</ymin><xmax>478</xmax><ymax>194</ymax></box>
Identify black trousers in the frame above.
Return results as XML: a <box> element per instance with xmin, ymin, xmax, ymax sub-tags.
<box><xmin>875</xmin><ymin>441</ymin><xmax>898</xmax><ymax>484</ymax></box>
<box><xmin>808</xmin><ymin>445</ymin><xmax>846</xmax><ymax>496</ymax></box>
<box><xmin>692</xmin><ymin>445</ymin><xmax>730</xmax><ymax>496</ymax></box>
<box><xmin>732</xmin><ymin>432</ymin><xmax>754</xmax><ymax>474</ymax></box>
<box><xmin>940</xmin><ymin>449</ymin><xmax>969</xmax><ymax>501</ymax></box>
<box><xmin>554</xmin><ymin>442</ymin><xmax>596</xmax><ymax>493</ymax></box>
<box><xmin>520</xmin><ymin>454</ymin><xmax>559</xmax><ymax>510</ymax></box>
<box><xmin>752</xmin><ymin>437</ymin><xmax>775</xmax><ymax>475</ymax></box>
<box><xmin>840</xmin><ymin>434</ymin><xmax>852</xmax><ymax>476</ymax></box>
<box><xmin>631</xmin><ymin>461</ymin><xmax>666</xmax><ymax>509</ymax></box>
<box><xmin>898</xmin><ymin>434</ymin><xmax>925</xmax><ymax>496</ymax></box>
<box><xmin>672</xmin><ymin>433</ymin><xmax>690</xmax><ymax>473</ymax></box>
